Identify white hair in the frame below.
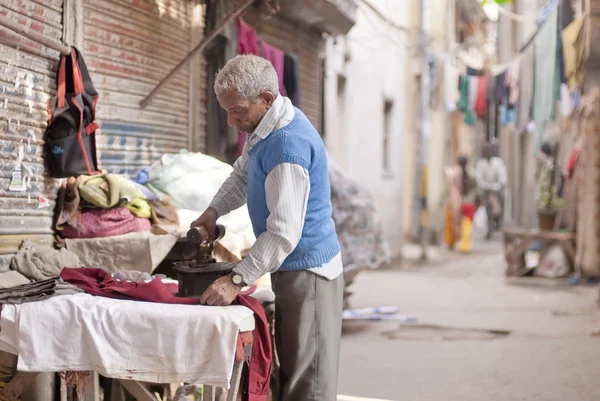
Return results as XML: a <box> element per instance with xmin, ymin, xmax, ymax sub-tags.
<box><xmin>214</xmin><ymin>55</ymin><xmax>279</xmax><ymax>100</ymax></box>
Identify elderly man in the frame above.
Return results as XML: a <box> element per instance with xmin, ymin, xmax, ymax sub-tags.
<box><xmin>191</xmin><ymin>54</ymin><xmax>343</xmax><ymax>401</ymax></box>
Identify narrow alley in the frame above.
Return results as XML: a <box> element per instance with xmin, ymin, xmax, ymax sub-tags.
<box><xmin>339</xmin><ymin>238</ymin><xmax>600</xmax><ymax>401</ymax></box>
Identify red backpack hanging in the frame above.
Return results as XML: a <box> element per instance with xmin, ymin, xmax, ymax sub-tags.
<box><xmin>45</xmin><ymin>47</ymin><xmax>100</xmax><ymax>178</ymax></box>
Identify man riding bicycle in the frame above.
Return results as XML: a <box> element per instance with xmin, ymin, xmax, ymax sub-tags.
<box><xmin>475</xmin><ymin>143</ymin><xmax>508</xmax><ymax>239</ymax></box>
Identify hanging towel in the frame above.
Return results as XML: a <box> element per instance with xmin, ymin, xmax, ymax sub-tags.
<box><xmin>237</xmin><ymin>17</ymin><xmax>259</xmax><ymax>55</ymax></box>
<box><xmin>517</xmin><ymin>46</ymin><xmax>535</xmax><ymax>132</ymax></box>
<box><xmin>562</xmin><ymin>17</ymin><xmax>586</xmax><ymax>90</ymax></box>
<box><xmin>505</xmin><ymin>58</ymin><xmax>521</xmax><ymax>107</ymax></box>
<box><xmin>284</xmin><ymin>53</ymin><xmax>300</xmax><ymax>106</ymax></box>
<box><xmin>260</xmin><ymin>40</ymin><xmax>286</xmax><ymax>97</ymax></box>
<box><xmin>560</xmin><ymin>83</ymin><xmax>573</xmax><ymax>117</ymax></box>
<box><xmin>474</xmin><ymin>75</ymin><xmax>488</xmax><ymax>119</ymax></box>
<box><xmin>533</xmin><ymin>5</ymin><xmax>559</xmax><ymax>150</ymax></box>
<box><xmin>459</xmin><ymin>76</ymin><xmax>475</xmax><ymax>126</ymax></box>
<box><xmin>445</xmin><ymin>61</ymin><xmax>460</xmax><ymax>111</ymax></box>
<box><xmin>495</xmin><ymin>71</ymin><xmax>507</xmax><ymax>103</ymax></box>
<box><xmin>467</xmin><ymin>76</ymin><xmax>479</xmax><ymax>112</ymax></box>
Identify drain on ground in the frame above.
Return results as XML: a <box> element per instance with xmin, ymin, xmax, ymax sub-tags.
<box><xmin>383</xmin><ymin>324</ymin><xmax>511</xmax><ymax>341</ymax></box>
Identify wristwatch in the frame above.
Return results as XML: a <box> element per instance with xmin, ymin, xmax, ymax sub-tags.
<box><xmin>231</xmin><ymin>273</ymin><xmax>245</xmax><ymax>287</ymax></box>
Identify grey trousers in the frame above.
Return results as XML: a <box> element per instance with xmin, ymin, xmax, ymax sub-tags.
<box><xmin>271</xmin><ymin>270</ymin><xmax>344</xmax><ymax>401</ymax></box>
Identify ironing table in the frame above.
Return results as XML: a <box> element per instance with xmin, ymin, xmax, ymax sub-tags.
<box><xmin>0</xmin><ymin>293</ymin><xmax>256</xmax><ymax>401</ymax></box>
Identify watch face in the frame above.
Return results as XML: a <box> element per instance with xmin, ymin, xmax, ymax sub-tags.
<box><xmin>232</xmin><ymin>274</ymin><xmax>243</xmax><ymax>285</ymax></box>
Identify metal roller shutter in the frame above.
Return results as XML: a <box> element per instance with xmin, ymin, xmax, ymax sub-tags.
<box><xmin>82</xmin><ymin>0</ymin><xmax>202</xmax><ymax>176</ymax></box>
<box><xmin>243</xmin><ymin>10</ymin><xmax>323</xmax><ymax>129</ymax></box>
<box><xmin>0</xmin><ymin>0</ymin><xmax>63</xmax><ymax>270</ymax></box>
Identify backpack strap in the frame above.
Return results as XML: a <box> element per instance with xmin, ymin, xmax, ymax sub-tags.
<box><xmin>72</xmin><ymin>47</ymin><xmax>99</xmax><ymax>120</ymax></box>
<box><xmin>56</xmin><ymin>54</ymin><xmax>67</xmax><ymax>108</ymax></box>
<box><xmin>69</xmin><ymin>48</ymin><xmax>85</xmax><ymax>96</ymax></box>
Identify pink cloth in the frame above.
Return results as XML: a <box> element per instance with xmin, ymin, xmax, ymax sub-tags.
<box><xmin>60</xmin><ymin>207</ymin><xmax>151</xmax><ymax>239</ymax></box>
<box><xmin>260</xmin><ymin>41</ymin><xmax>287</xmax><ymax>97</ymax></box>
<box><xmin>238</xmin><ymin>18</ymin><xmax>259</xmax><ymax>55</ymax></box>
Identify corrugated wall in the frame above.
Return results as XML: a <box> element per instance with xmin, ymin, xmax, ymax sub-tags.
<box><xmin>82</xmin><ymin>0</ymin><xmax>203</xmax><ymax>176</ymax></box>
<box><xmin>0</xmin><ymin>1</ymin><xmax>62</xmax><ymax>270</ymax></box>
<box><xmin>243</xmin><ymin>9</ymin><xmax>324</xmax><ymax>129</ymax></box>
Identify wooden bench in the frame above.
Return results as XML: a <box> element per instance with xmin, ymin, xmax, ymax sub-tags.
<box><xmin>502</xmin><ymin>228</ymin><xmax>577</xmax><ymax>277</ymax></box>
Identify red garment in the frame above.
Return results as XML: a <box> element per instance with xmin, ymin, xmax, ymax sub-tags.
<box><xmin>238</xmin><ymin>18</ymin><xmax>259</xmax><ymax>55</ymax></box>
<box><xmin>60</xmin><ymin>268</ymin><xmax>198</xmax><ymax>304</ymax></box>
<box><xmin>60</xmin><ymin>207</ymin><xmax>151</xmax><ymax>239</ymax></box>
<box><xmin>260</xmin><ymin>41</ymin><xmax>287</xmax><ymax>97</ymax></box>
<box><xmin>461</xmin><ymin>203</ymin><xmax>476</xmax><ymax>221</ymax></box>
<box><xmin>567</xmin><ymin>149</ymin><xmax>580</xmax><ymax>179</ymax></box>
<box><xmin>237</xmin><ymin>291</ymin><xmax>272</xmax><ymax>401</ymax></box>
<box><xmin>474</xmin><ymin>75</ymin><xmax>488</xmax><ymax>118</ymax></box>
<box><xmin>61</xmin><ymin>268</ymin><xmax>272</xmax><ymax>399</ymax></box>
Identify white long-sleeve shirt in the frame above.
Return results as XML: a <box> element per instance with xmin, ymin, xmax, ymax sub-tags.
<box><xmin>474</xmin><ymin>157</ymin><xmax>508</xmax><ymax>191</ymax></box>
<box><xmin>209</xmin><ymin>95</ymin><xmax>343</xmax><ymax>284</ymax></box>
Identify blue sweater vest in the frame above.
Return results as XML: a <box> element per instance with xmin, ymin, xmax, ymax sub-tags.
<box><xmin>246</xmin><ymin>108</ymin><xmax>340</xmax><ymax>271</ymax></box>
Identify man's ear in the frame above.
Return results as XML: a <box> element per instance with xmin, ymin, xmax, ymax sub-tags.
<box><xmin>260</xmin><ymin>91</ymin><xmax>276</xmax><ymax>107</ymax></box>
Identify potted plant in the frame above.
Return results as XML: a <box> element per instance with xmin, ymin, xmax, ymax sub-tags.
<box><xmin>537</xmin><ymin>182</ymin><xmax>565</xmax><ymax>231</ymax></box>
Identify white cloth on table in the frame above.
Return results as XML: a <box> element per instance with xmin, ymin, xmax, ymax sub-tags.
<box><xmin>0</xmin><ymin>303</ymin><xmax>18</xmax><ymax>355</ymax></box>
<box><xmin>11</xmin><ymin>294</ymin><xmax>254</xmax><ymax>387</ymax></box>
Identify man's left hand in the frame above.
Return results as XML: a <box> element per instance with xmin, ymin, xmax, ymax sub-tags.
<box><xmin>199</xmin><ymin>275</ymin><xmax>242</xmax><ymax>306</ymax></box>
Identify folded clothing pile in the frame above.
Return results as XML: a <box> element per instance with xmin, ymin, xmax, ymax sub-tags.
<box><xmin>0</xmin><ymin>278</ymin><xmax>82</xmax><ymax>304</ymax></box>
<box><xmin>55</xmin><ymin>173</ymin><xmax>179</xmax><ymax>239</ymax></box>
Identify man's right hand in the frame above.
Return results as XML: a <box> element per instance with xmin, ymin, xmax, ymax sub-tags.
<box><xmin>190</xmin><ymin>207</ymin><xmax>218</xmax><ymax>242</ymax></box>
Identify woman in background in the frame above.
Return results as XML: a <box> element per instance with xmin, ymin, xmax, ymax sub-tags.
<box><xmin>444</xmin><ymin>156</ymin><xmax>477</xmax><ymax>253</ymax></box>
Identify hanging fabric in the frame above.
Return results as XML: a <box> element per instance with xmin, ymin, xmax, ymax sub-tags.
<box><xmin>474</xmin><ymin>75</ymin><xmax>488</xmax><ymax>119</ymax></box>
<box><xmin>562</xmin><ymin>17</ymin><xmax>586</xmax><ymax>90</ymax></box>
<box><xmin>505</xmin><ymin>57</ymin><xmax>521</xmax><ymax>108</ymax></box>
<box><xmin>459</xmin><ymin>76</ymin><xmax>475</xmax><ymax>126</ymax></box>
<box><xmin>259</xmin><ymin>40</ymin><xmax>287</xmax><ymax>97</ymax></box>
<box><xmin>284</xmin><ymin>54</ymin><xmax>300</xmax><ymax>107</ymax></box>
<box><xmin>237</xmin><ymin>17</ymin><xmax>259</xmax><ymax>55</ymax></box>
<box><xmin>517</xmin><ymin>46</ymin><xmax>535</xmax><ymax>133</ymax></box>
<box><xmin>533</xmin><ymin>5</ymin><xmax>559</xmax><ymax>149</ymax></box>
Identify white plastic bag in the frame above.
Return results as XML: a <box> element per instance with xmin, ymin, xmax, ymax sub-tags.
<box><xmin>473</xmin><ymin>206</ymin><xmax>488</xmax><ymax>238</ymax></box>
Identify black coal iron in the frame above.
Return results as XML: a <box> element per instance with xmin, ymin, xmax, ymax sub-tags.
<box><xmin>172</xmin><ymin>224</ymin><xmax>236</xmax><ymax>298</ymax></box>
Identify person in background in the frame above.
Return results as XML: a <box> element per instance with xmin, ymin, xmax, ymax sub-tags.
<box><xmin>191</xmin><ymin>55</ymin><xmax>342</xmax><ymax>401</ymax></box>
<box><xmin>445</xmin><ymin>156</ymin><xmax>477</xmax><ymax>253</ymax></box>
<box><xmin>475</xmin><ymin>143</ymin><xmax>508</xmax><ymax>239</ymax></box>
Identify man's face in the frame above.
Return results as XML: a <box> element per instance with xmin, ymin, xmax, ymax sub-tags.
<box><xmin>217</xmin><ymin>89</ymin><xmax>274</xmax><ymax>133</ymax></box>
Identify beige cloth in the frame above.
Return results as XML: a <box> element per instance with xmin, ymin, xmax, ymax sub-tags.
<box><xmin>0</xmin><ymin>271</ymin><xmax>30</xmax><ymax>289</ymax></box>
<box><xmin>65</xmin><ymin>229</ymin><xmax>180</xmax><ymax>273</ymax></box>
<box><xmin>11</xmin><ymin>240</ymin><xmax>83</xmax><ymax>281</ymax></box>
<box><xmin>562</xmin><ymin>17</ymin><xmax>586</xmax><ymax>90</ymax></box>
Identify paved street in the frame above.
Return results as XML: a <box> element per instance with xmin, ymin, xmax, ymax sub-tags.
<box><xmin>338</xmin><ymin>238</ymin><xmax>600</xmax><ymax>401</ymax></box>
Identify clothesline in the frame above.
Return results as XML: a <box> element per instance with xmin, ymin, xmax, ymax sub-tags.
<box><xmin>496</xmin><ymin>3</ymin><xmax>541</xmax><ymax>23</ymax></box>
<box><xmin>436</xmin><ymin>4</ymin><xmax>554</xmax><ymax>78</ymax></box>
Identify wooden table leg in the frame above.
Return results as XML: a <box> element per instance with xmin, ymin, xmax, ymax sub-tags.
<box><xmin>82</xmin><ymin>372</ymin><xmax>99</xmax><ymax>401</ymax></box>
<box><xmin>118</xmin><ymin>380</ymin><xmax>158</xmax><ymax>401</ymax></box>
<box><xmin>204</xmin><ymin>385</ymin><xmax>216</xmax><ymax>401</ymax></box>
<box><xmin>226</xmin><ymin>361</ymin><xmax>244</xmax><ymax>401</ymax></box>
<box><xmin>109</xmin><ymin>380</ymin><xmax>126</xmax><ymax>401</ymax></box>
